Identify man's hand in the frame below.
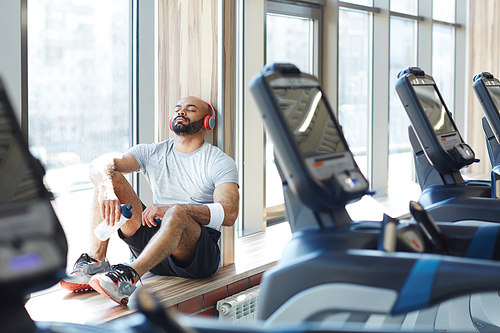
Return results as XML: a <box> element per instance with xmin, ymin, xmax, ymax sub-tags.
<box><xmin>98</xmin><ymin>187</ymin><xmax>121</xmax><ymax>227</ymax></box>
<box><xmin>142</xmin><ymin>204</ymin><xmax>174</xmax><ymax>228</ymax></box>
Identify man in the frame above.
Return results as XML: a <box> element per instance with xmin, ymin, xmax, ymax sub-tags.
<box><xmin>61</xmin><ymin>96</ymin><xmax>239</xmax><ymax>305</ymax></box>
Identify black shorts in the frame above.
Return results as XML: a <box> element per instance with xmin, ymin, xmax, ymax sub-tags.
<box><xmin>118</xmin><ymin>211</ymin><xmax>221</xmax><ymax>278</ymax></box>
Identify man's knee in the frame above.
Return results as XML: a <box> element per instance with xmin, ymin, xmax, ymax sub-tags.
<box><xmin>162</xmin><ymin>205</ymin><xmax>189</xmax><ymax>228</ymax></box>
<box><xmin>161</xmin><ymin>205</ymin><xmax>201</xmax><ymax>235</ymax></box>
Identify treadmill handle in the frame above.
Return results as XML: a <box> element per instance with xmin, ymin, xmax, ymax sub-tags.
<box><xmin>492</xmin><ymin>165</ymin><xmax>500</xmax><ymax>199</ymax></box>
<box><xmin>378</xmin><ymin>214</ymin><xmax>399</xmax><ymax>252</ymax></box>
<box><xmin>409</xmin><ymin>201</ymin><xmax>447</xmax><ymax>253</ymax></box>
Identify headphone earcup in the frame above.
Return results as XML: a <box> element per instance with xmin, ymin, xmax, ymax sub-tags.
<box><xmin>203</xmin><ymin>115</ymin><xmax>212</xmax><ymax>130</ymax></box>
<box><xmin>169</xmin><ymin>119</ymin><xmax>173</xmax><ymax>131</ymax></box>
<box><xmin>203</xmin><ymin>115</ymin><xmax>216</xmax><ymax>130</ymax></box>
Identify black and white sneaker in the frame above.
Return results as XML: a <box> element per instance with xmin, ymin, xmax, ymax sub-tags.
<box><xmin>89</xmin><ymin>263</ymin><xmax>140</xmax><ymax>305</ymax></box>
<box><xmin>60</xmin><ymin>253</ymin><xmax>110</xmax><ymax>292</ymax></box>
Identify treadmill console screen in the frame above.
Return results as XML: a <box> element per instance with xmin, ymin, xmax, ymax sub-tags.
<box><xmin>396</xmin><ymin>67</ymin><xmax>475</xmax><ymax>173</ymax></box>
<box><xmin>269</xmin><ymin>78</ymin><xmax>361</xmax><ymax>185</ymax></box>
<box><xmin>412</xmin><ymin>84</ymin><xmax>461</xmax><ymax>151</ymax></box>
<box><xmin>486</xmin><ymin>85</ymin><xmax>500</xmax><ymax>112</ymax></box>
<box><xmin>250</xmin><ymin>64</ymin><xmax>368</xmax><ymax>211</ymax></box>
<box><xmin>412</xmin><ymin>85</ymin><xmax>455</xmax><ymax>135</ymax></box>
<box><xmin>472</xmin><ymin>73</ymin><xmax>500</xmax><ymax>144</ymax></box>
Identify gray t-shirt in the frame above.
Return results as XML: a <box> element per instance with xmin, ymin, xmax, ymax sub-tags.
<box><xmin>128</xmin><ymin>139</ymin><xmax>238</xmax><ymax>207</ymax></box>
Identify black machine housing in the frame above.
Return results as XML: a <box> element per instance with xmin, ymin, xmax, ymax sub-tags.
<box><xmin>473</xmin><ymin>72</ymin><xmax>500</xmax><ymax>170</ymax></box>
<box><xmin>394</xmin><ymin>67</ymin><xmax>500</xmax><ymax>223</ymax></box>
<box><xmin>249</xmin><ymin>63</ymin><xmax>369</xmax><ymax>216</ymax></box>
<box><xmin>0</xmin><ymin>78</ymin><xmax>68</xmax><ymax>332</ymax></box>
<box><xmin>473</xmin><ymin>72</ymin><xmax>500</xmax><ymax>145</ymax></box>
<box><xmin>396</xmin><ymin>67</ymin><xmax>475</xmax><ymax>175</ymax></box>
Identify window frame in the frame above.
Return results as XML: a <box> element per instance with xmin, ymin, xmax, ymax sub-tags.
<box><xmin>18</xmin><ymin>0</ymin><xmax>154</xmax><ymax>264</ymax></box>
<box><xmin>264</xmin><ymin>0</ymin><xmax>323</xmax><ymax>227</ymax></box>
<box><xmin>334</xmin><ymin>0</ymin><xmax>466</xmax><ymax>197</ymax></box>
<box><xmin>236</xmin><ymin>0</ymin><xmax>324</xmax><ymax>236</ymax></box>
<box><xmin>239</xmin><ymin>0</ymin><xmax>467</xmax><ymax>238</ymax></box>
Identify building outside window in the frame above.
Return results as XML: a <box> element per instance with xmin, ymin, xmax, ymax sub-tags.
<box><xmin>264</xmin><ymin>1</ymin><xmax>321</xmax><ymax>226</ymax></box>
<box><xmin>28</xmin><ymin>0</ymin><xmax>133</xmax><ymax>265</ymax></box>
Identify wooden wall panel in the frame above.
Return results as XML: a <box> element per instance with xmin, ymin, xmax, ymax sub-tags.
<box><xmin>466</xmin><ymin>0</ymin><xmax>500</xmax><ymax>178</ymax></box>
<box><xmin>221</xmin><ymin>0</ymin><xmax>235</xmax><ymax>266</ymax></box>
<box><xmin>158</xmin><ymin>0</ymin><xmax>218</xmax><ymax>144</ymax></box>
<box><xmin>157</xmin><ymin>0</ymin><xmax>237</xmax><ymax>266</ymax></box>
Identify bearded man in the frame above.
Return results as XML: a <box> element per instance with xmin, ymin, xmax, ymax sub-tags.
<box><xmin>60</xmin><ymin>96</ymin><xmax>239</xmax><ymax>305</ymax></box>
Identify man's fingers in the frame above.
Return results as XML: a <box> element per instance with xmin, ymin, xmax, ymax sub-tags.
<box><xmin>100</xmin><ymin>200</ymin><xmax>121</xmax><ymax>226</ymax></box>
<box><xmin>100</xmin><ymin>202</ymin><xmax>106</xmax><ymax>221</ymax></box>
<box><xmin>115</xmin><ymin>204</ymin><xmax>121</xmax><ymax>223</ymax></box>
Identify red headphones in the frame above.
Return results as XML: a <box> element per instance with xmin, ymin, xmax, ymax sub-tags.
<box><xmin>170</xmin><ymin>102</ymin><xmax>215</xmax><ymax>131</ymax></box>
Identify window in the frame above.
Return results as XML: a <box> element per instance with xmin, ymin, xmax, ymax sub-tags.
<box><xmin>28</xmin><ymin>0</ymin><xmax>133</xmax><ymax>265</ymax></box>
<box><xmin>388</xmin><ymin>4</ymin><xmax>418</xmax><ymax>195</ymax></box>
<box><xmin>335</xmin><ymin>0</ymin><xmax>463</xmax><ymax>203</ymax></box>
<box><xmin>338</xmin><ymin>7</ymin><xmax>372</xmax><ymax>176</ymax></box>
<box><xmin>432</xmin><ymin>0</ymin><xmax>457</xmax><ymax>112</ymax></box>
<box><xmin>264</xmin><ymin>1</ymin><xmax>322</xmax><ymax>226</ymax></box>
<box><xmin>239</xmin><ymin>0</ymin><xmax>465</xmax><ymax>236</ymax></box>
<box><xmin>236</xmin><ymin>0</ymin><xmax>323</xmax><ymax>235</ymax></box>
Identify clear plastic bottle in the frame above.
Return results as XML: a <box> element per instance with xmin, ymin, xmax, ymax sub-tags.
<box><xmin>94</xmin><ymin>204</ymin><xmax>133</xmax><ymax>241</ymax></box>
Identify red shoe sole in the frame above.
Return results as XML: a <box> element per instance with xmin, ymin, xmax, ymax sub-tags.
<box><xmin>89</xmin><ymin>279</ymin><xmax>128</xmax><ymax>306</ymax></box>
<box><xmin>60</xmin><ymin>280</ymin><xmax>93</xmax><ymax>292</ymax></box>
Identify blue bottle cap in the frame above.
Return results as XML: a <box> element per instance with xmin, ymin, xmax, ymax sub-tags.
<box><xmin>121</xmin><ymin>204</ymin><xmax>133</xmax><ymax>219</ymax></box>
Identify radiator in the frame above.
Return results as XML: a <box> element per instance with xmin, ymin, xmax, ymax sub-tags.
<box><xmin>216</xmin><ymin>285</ymin><xmax>260</xmax><ymax>324</ymax></box>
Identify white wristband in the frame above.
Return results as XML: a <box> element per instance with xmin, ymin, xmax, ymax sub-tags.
<box><xmin>205</xmin><ymin>203</ymin><xmax>225</xmax><ymax>229</ymax></box>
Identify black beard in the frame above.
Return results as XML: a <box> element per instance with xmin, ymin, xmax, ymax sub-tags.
<box><xmin>172</xmin><ymin>117</ymin><xmax>204</xmax><ymax>135</ymax></box>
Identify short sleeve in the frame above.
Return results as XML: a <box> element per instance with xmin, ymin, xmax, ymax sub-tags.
<box><xmin>211</xmin><ymin>154</ymin><xmax>239</xmax><ymax>188</ymax></box>
<box><xmin>128</xmin><ymin>143</ymin><xmax>155</xmax><ymax>173</ymax></box>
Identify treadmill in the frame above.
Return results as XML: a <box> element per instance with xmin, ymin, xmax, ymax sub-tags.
<box><xmin>472</xmin><ymin>71</ymin><xmax>500</xmax><ymax>192</ymax></box>
<box><xmin>395</xmin><ymin>67</ymin><xmax>500</xmax><ymax>223</ymax></box>
<box><xmin>0</xmin><ymin>78</ymin><xmax>69</xmax><ymax>332</ymax></box>
<box><xmin>249</xmin><ymin>63</ymin><xmax>500</xmax><ymax>331</ymax></box>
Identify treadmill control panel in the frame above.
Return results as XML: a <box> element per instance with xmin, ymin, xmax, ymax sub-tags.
<box><xmin>250</xmin><ymin>64</ymin><xmax>369</xmax><ymax>211</ymax></box>
<box><xmin>335</xmin><ymin>170</ymin><xmax>367</xmax><ymax>193</ymax></box>
<box><xmin>454</xmin><ymin>143</ymin><xmax>475</xmax><ymax>161</ymax></box>
<box><xmin>437</xmin><ymin>132</ymin><xmax>461</xmax><ymax>151</ymax></box>
<box><xmin>396</xmin><ymin>67</ymin><xmax>476</xmax><ymax>173</ymax></box>
<box><xmin>473</xmin><ymin>72</ymin><xmax>500</xmax><ymax>144</ymax></box>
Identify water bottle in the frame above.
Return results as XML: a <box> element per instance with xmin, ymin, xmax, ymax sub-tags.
<box><xmin>94</xmin><ymin>204</ymin><xmax>133</xmax><ymax>241</ymax></box>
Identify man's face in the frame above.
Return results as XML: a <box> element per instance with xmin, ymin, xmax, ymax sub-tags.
<box><xmin>172</xmin><ymin>97</ymin><xmax>208</xmax><ymax>135</ymax></box>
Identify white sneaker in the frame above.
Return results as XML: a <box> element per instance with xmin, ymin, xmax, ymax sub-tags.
<box><xmin>89</xmin><ymin>263</ymin><xmax>139</xmax><ymax>305</ymax></box>
<box><xmin>60</xmin><ymin>253</ymin><xmax>110</xmax><ymax>292</ymax></box>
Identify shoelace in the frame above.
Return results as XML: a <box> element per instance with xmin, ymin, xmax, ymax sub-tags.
<box><xmin>73</xmin><ymin>253</ymin><xmax>97</xmax><ymax>272</ymax></box>
<box><xmin>106</xmin><ymin>264</ymin><xmax>140</xmax><ymax>284</ymax></box>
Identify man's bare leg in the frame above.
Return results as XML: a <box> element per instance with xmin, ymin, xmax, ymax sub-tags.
<box><xmin>127</xmin><ymin>205</ymin><xmax>202</xmax><ymax>279</ymax></box>
<box><xmin>90</xmin><ymin>172</ymin><xmax>144</xmax><ymax>262</ymax></box>
<box><xmin>61</xmin><ymin>171</ymin><xmax>143</xmax><ymax>292</ymax></box>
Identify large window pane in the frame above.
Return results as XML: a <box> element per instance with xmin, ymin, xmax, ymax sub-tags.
<box><xmin>388</xmin><ymin>17</ymin><xmax>418</xmax><ymax>196</ymax></box>
<box><xmin>338</xmin><ymin>9</ymin><xmax>372</xmax><ymax>177</ymax></box>
<box><xmin>390</xmin><ymin>0</ymin><xmax>417</xmax><ymax>15</ymax></box>
<box><xmin>267</xmin><ymin>14</ymin><xmax>312</xmax><ymax>73</ymax></box>
<box><xmin>432</xmin><ymin>24</ymin><xmax>455</xmax><ymax>112</ymax></box>
<box><xmin>433</xmin><ymin>0</ymin><xmax>456</xmax><ymax>23</ymax></box>
<box><xmin>28</xmin><ymin>0</ymin><xmax>132</xmax><ymax>265</ymax></box>
<box><xmin>266</xmin><ymin>14</ymin><xmax>314</xmax><ymax>210</ymax></box>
